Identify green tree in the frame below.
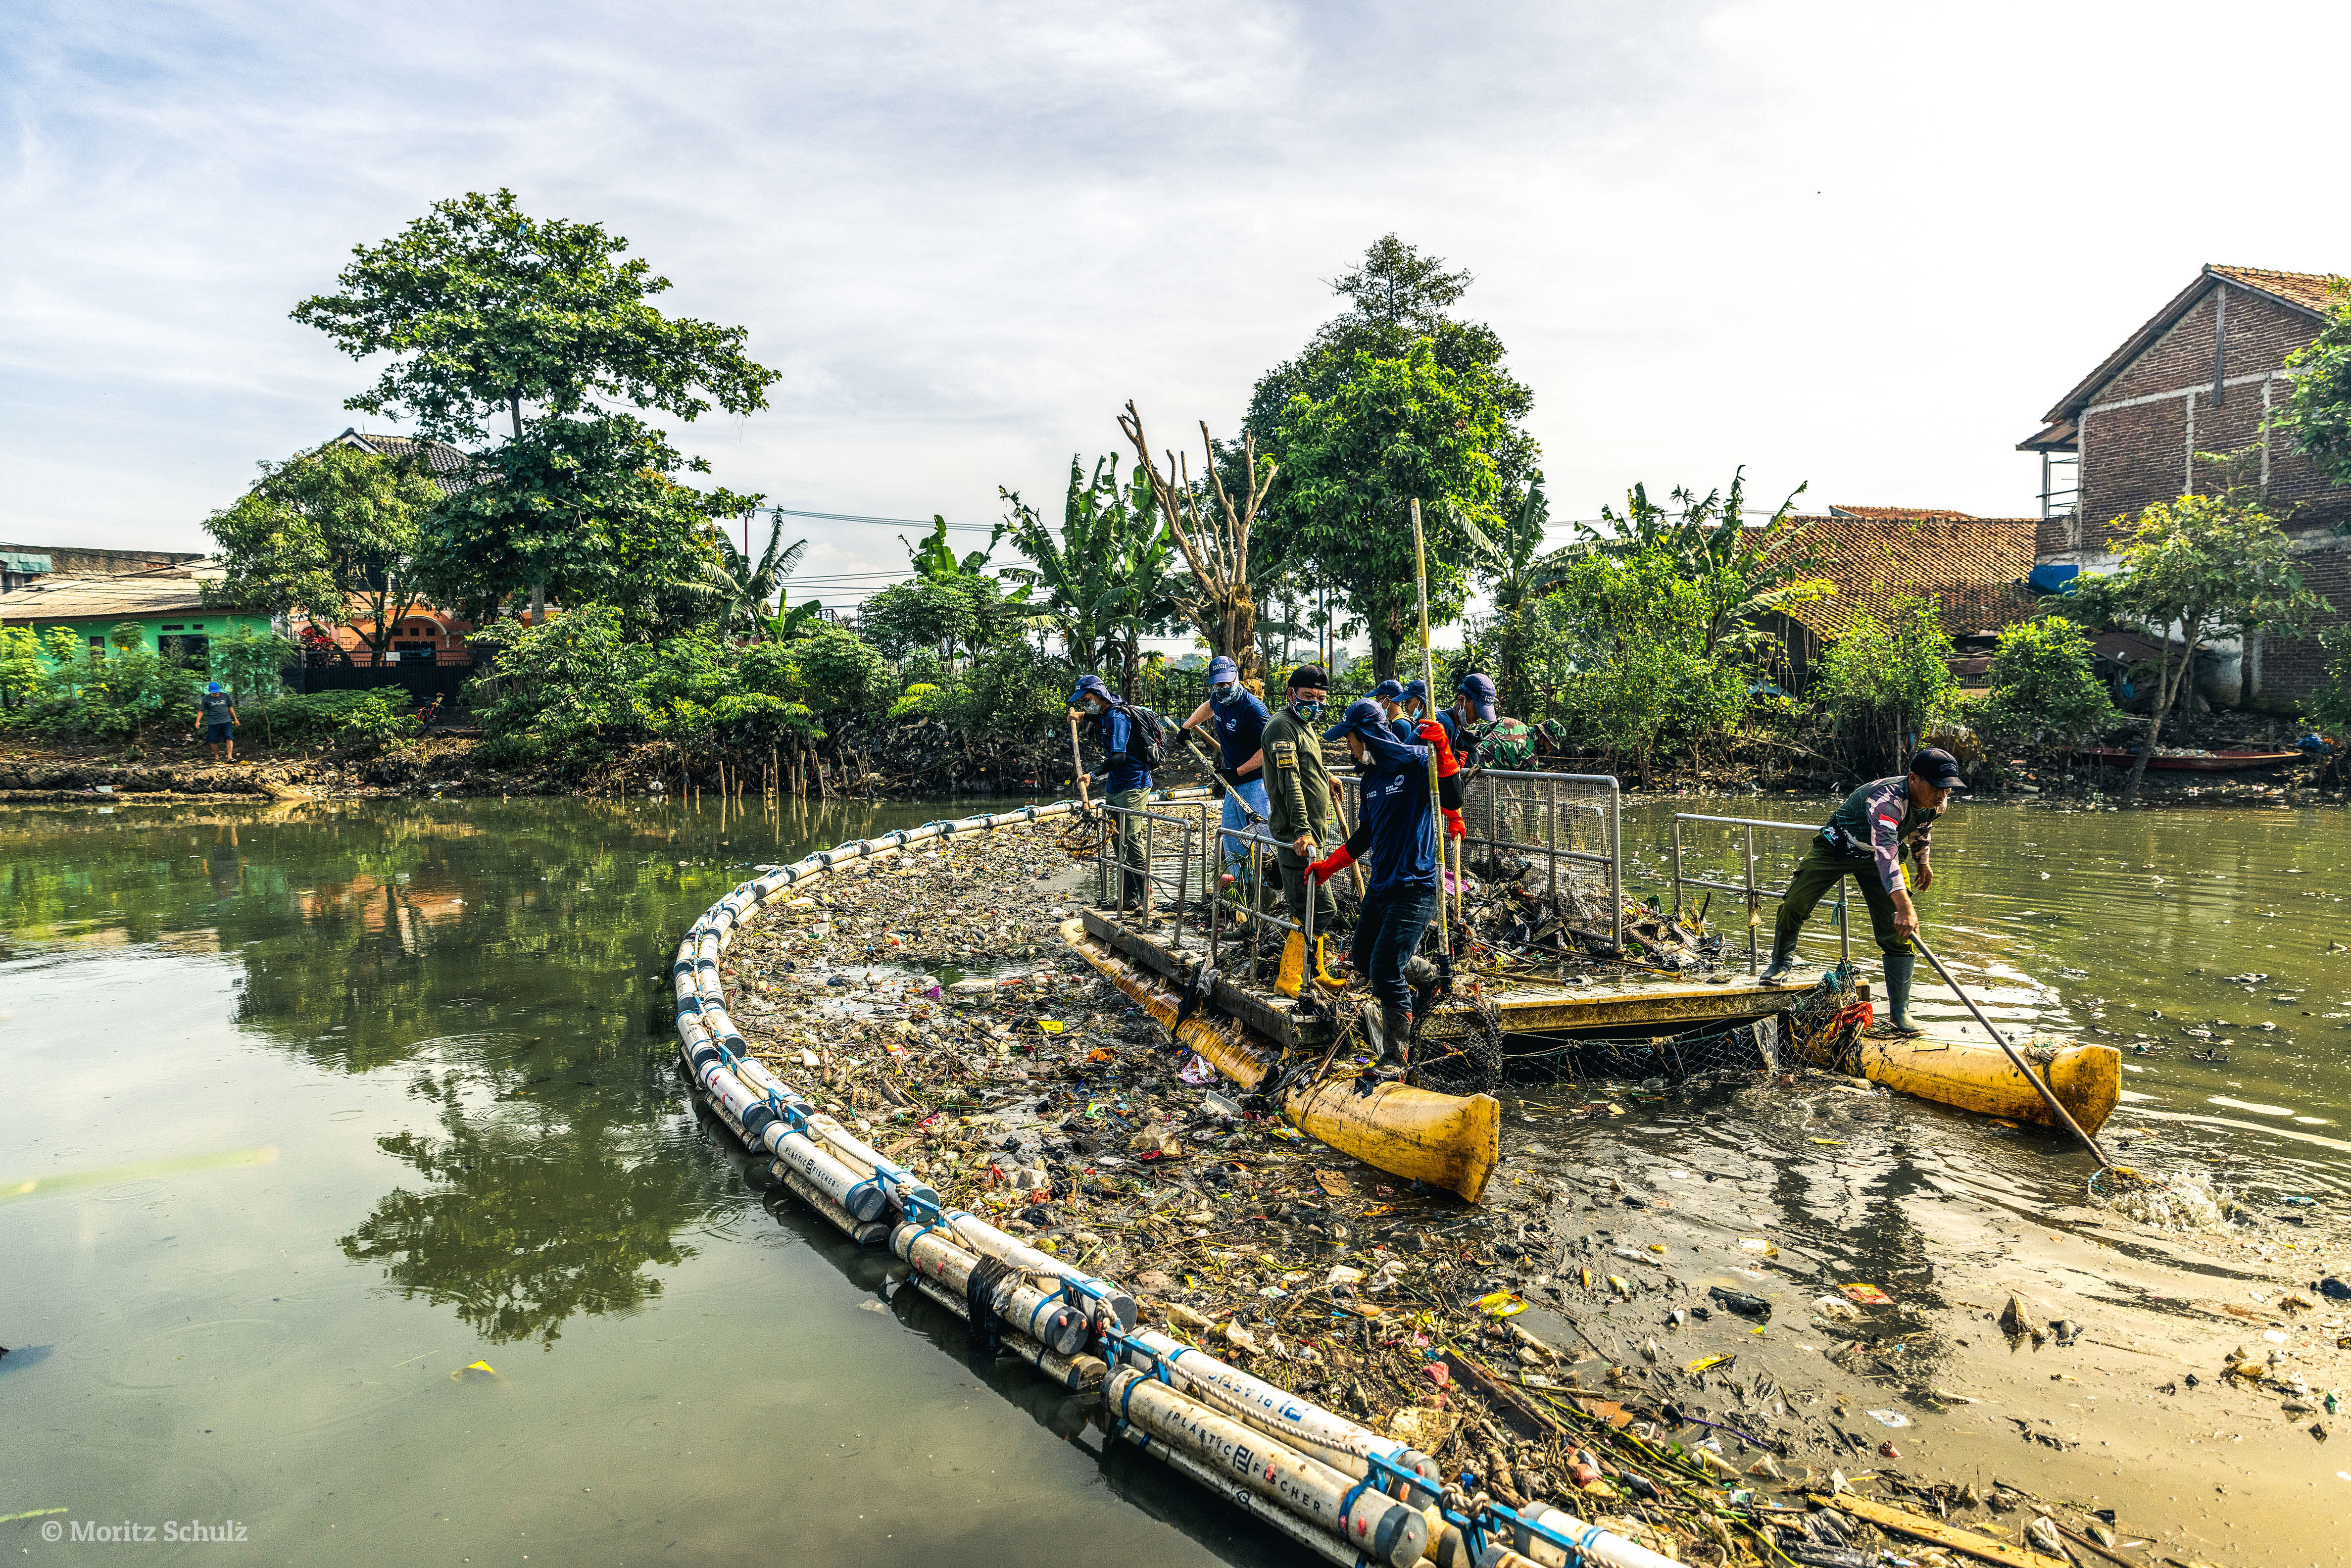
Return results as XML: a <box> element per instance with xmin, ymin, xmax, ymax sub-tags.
<box><xmin>790</xmin><ymin>626</ymin><xmax>893</xmax><ymax>713</ymax></box>
<box><xmin>1265</xmin><ymin>343</ymin><xmax>1515</xmax><ymax>679</ymax></box>
<box><xmin>1582</xmin><ymin>470</ymin><xmax>1826</xmax><ymax>669</ymax></box>
<box><xmin>293</xmin><ymin>189</ymin><xmax>777</xmax><ymax>445</ymax></box>
<box><xmin>2071</xmin><ymin>491</ymin><xmax>2328</xmax><ymax>801</ymax></box>
<box><xmin>1001</xmin><ymin>454</ymin><xmax>1180</xmax><ymax>699</ymax></box>
<box><xmin>1810</xmin><ymin>597</ymin><xmax>1961</xmax><ymax>777</ymax></box>
<box><xmin>2305</xmin><ymin>625</ymin><xmax>2351</xmax><ymax>735</ymax></box>
<box><xmin>1462</xmin><ymin>474</ymin><xmax>1579</xmax><ymax>712</ymax></box>
<box><xmin>861</xmin><ymin>517</ymin><xmax>1030</xmax><ymax>667</ymax></box>
<box><xmin>295</xmin><ymin>191</ymin><xmax>777</xmax><ymax>623</ymax></box>
<box><xmin>1245</xmin><ymin>234</ymin><xmax>1536</xmax><ymax>507</ymax></box>
<box><xmin>416</xmin><ymin>413</ymin><xmax>745</xmax><ymax>636</ymax></box>
<box><xmin>203</xmin><ymin>443</ymin><xmax>447</xmax><ymax>666</ymax></box>
<box><xmin>708</xmin><ymin>512</ymin><xmax>808</xmax><ymax>641</ymax></box>
<box><xmin>2270</xmin><ymin>275</ymin><xmax>2351</xmax><ymax>486</ymax></box>
<box><xmin>1977</xmin><ymin>616</ymin><xmax>2116</xmax><ymax>756</ymax></box>
<box><xmin>1518</xmin><ymin>545</ymin><xmax>1752</xmax><ymax>784</ymax></box>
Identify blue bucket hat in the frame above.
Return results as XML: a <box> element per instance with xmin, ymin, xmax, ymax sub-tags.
<box><xmin>1456</xmin><ymin>672</ymin><xmax>1498</xmax><ymax>722</ymax></box>
<box><xmin>1206</xmin><ymin>654</ymin><xmax>1240</xmax><ymax>686</ymax></box>
<box><xmin>1322</xmin><ymin>698</ymin><xmax>1394</xmax><ymax>743</ymax></box>
<box><xmin>1067</xmin><ymin>674</ymin><xmax>1115</xmax><ymax>708</ymax></box>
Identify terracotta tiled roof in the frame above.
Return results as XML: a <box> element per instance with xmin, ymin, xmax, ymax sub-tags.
<box><xmin>1827</xmin><ymin>504</ymin><xmax>1979</xmax><ymax>521</ymax></box>
<box><xmin>2206</xmin><ymin>265</ymin><xmax>2346</xmax><ymax>314</ymax></box>
<box><xmin>1774</xmin><ymin>516</ymin><xmax>2041</xmax><ymax>640</ymax></box>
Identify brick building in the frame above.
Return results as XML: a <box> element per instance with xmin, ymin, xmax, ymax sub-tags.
<box><xmin>1766</xmin><ymin>508</ymin><xmax>2041</xmax><ymax>692</ymax></box>
<box><xmin>2019</xmin><ymin>263</ymin><xmax>2350</xmax><ymax>703</ymax></box>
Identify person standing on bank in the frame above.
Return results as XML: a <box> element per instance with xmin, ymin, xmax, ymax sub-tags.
<box><xmin>1181</xmin><ymin>655</ymin><xmax>1272</xmax><ymax>884</ymax></box>
<box><xmin>1068</xmin><ymin>674</ymin><xmax>1155</xmax><ymax>909</ymax></box>
<box><xmin>1262</xmin><ymin>664</ymin><xmax>1341</xmax><ymax>934</ymax></box>
<box><xmin>1757</xmin><ymin>747</ymin><xmax>1966</xmax><ymax>1038</ymax></box>
<box><xmin>198</xmin><ymin>682</ymin><xmax>239</xmax><ymax>763</ymax></box>
<box><xmin>1305</xmin><ymin>699</ymin><xmax>1467</xmax><ymax>1076</ymax></box>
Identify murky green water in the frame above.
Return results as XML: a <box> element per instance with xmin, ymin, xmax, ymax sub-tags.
<box><xmin>2</xmin><ymin>793</ymin><xmax>2346</xmax><ymax>1562</ymax></box>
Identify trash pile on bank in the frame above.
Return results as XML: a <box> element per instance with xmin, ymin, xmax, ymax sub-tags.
<box><xmin>698</xmin><ymin>814</ymin><xmax>2301</xmax><ymax>1568</ymax></box>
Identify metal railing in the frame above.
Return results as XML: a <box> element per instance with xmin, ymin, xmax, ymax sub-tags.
<box><xmin>1340</xmin><ymin>768</ymin><xmax>1622</xmax><ymax>948</ymax></box>
<box><xmin>1668</xmin><ymin>813</ymin><xmax>1850</xmax><ymax>975</ymax></box>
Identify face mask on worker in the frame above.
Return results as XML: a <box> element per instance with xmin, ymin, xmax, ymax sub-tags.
<box><xmin>1082</xmin><ymin>697</ymin><xmax>1105</xmax><ymax>717</ymax></box>
<box><xmin>1292</xmin><ymin>697</ymin><xmax>1325</xmax><ymax>722</ymax></box>
<box><xmin>1211</xmin><ymin>680</ymin><xmax>1238</xmax><ymax>703</ymax></box>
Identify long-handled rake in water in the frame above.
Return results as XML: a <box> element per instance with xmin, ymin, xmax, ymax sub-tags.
<box><xmin>1911</xmin><ymin>931</ymin><xmax>2111</xmax><ymax>1167</ymax></box>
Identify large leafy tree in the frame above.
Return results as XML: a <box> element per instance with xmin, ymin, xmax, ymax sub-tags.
<box><xmin>415</xmin><ymin>413</ymin><xmax>745</xmax><ymax>639</ymax></box>
<box><xmin>1001</xmin><ymin>454</ymin><xmax>1181</xmax><ymax>699</ymax></box>
<box><xmin>860</xmin><ymin>518</ymin><xmax>1031</xmax><ymax>668</ymax></box>
<box><xmin>1244</xmin><ymin>234</ymin><xmax>1537</xmax><ymax>504</ymax></box>
<box><xmin>203</xmin><ymin>442</ymin><xmax>447</xmax><ymax>665</ymax></box>
<box><xmin>2071</xmin><ymin>490</ymin><xmax>2327</xmax><ymax>802</ymax></box>
<box><xmin>1265</xmin><ymin>343</ymin><xmax>1512</xmax><ymax>679</ymax></box>
<box><xmin>294</xmin><ymin>190</ymin><xmax>777</xmax><ymax>623</ymax></box>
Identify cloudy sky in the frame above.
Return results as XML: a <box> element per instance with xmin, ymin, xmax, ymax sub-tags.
<box><xmin>5</xmin><ymin>0</ymin><xmax>2348</xmax><ymax>616</ymax></box>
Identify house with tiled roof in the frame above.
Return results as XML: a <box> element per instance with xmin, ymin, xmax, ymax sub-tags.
<box><xmin>2019</xmin><ymin>262</ymin><xmax>2350</xmax><ymax>703</ymax></box>
<box><xmin>329</xmin><ymin>429</ymin><xmax>475</xmax><ymax>493</ymax></box>
<box><xmin>1766</xmin><ymin>510</ymin><xmax>2041</xmax><ymax>692</ymax></box>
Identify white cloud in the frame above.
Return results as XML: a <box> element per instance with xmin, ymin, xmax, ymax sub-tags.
<box><xmin>4</xmin><ymin>0</ymin><xmax>2349</xmax><ymax>618</ymax></box>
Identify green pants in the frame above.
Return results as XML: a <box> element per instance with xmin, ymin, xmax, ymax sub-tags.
<box><xmin>1276</xmin><ymin>848</ymin><xmax>1337</xmax><ymax>934</ymax></box>
<box><xmin>1109</xmin><ymin>787</ymin><xmax>1149</xmax><ymax>904</ymax></box>
<box><xmin>1772</xmin><ymin>841</ymin><xmax>1912</xmax><ymax>957</ymax></box>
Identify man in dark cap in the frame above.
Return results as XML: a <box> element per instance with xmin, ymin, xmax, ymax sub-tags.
<box><xmin>1069</xmin><ymin>674</ymin><xmax>1154</xmax><ymax>908</ymax></box>
<box><xmin>1262</xmin><ymin>664</ymin><xmax>1340</xmax><ymax>933</ymax></box>
<box><xmin>1306</xmin><ymin>697</ymin><xmax>1467</xmax><ymax>1076</ymax></box>
<box><xmin>1757</xmin><ymin>748</ymin><xmax>1968</xmax><ymax>1038</ymax></box>
<box><xmin>1180</xmin><ymin>654</ymin><xmax>1271</xmax><ymax>883</ymax></box>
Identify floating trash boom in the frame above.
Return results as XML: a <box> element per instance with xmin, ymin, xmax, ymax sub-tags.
<box><xmin>673</xmin><ymin>791</ymin><xmax>1678</xmax><ymax>1568</ymax></box>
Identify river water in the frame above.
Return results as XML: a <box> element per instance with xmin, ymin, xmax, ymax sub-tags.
<box><xmin>2</xmin><ymin>792</ymin><xmax>2345</xmax><ymax>1563</ymax></box>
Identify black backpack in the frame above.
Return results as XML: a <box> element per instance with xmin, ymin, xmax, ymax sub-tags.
<box><xmin>1122</xmin><ymin>702</ymin><xmax>1168</xmax><ymax>771</ymax></box>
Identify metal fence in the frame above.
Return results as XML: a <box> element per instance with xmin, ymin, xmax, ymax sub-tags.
<box><xmin>1668</xmin><ymin>813</ymin><xmax>1851</xmax><ymax>975</ymax></box>
<box><xmin>1089</xmin><ymin>767</ymin><xmax>1624</xmax><ymax>974</ymax></box>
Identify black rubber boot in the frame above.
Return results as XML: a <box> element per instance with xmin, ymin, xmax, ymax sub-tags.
<box><xmin>1757</xmin><ymin>942</ymin><xmax>1801</xmax><ymax>987</ymax></box>
<box><xmin>1866</xmin><ymin>950</ymin><xmax>1922</xmax><ymax>1037</ymax></box>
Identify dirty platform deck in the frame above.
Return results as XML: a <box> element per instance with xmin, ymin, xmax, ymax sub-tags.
<box><xmin>1077</xmin><ymin>905</ymin><xmax>1828</xmax><ymax>1050</ymax></box>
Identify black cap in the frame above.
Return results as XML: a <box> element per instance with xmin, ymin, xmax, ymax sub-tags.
<box><xmin>1909</xmin><ymin>746</ymin><xmax>1967</xmax><ymax>790</ymax></box>
<box><xmin>1287</xmin><ymin>663</ymin><xmax>1331</xmax><ymax>691</ymax></box>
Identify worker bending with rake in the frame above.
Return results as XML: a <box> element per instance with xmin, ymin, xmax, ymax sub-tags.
<box><xmin>1758</xmin><ymin>747</ymin><xmax>1965</xmax><ymax>1038</ymax></box>
<box><xmin>1304</xmin><ymin>698</ymin><xmax>1467</xmax><ymax>1078</ymax></box>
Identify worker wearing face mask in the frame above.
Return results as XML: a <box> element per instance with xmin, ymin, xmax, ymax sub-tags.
<box><xmin>1069</xmin><ymin>674</ymin><xmax>1155</xmax><ymax>909</ymax></box>
<box><xmin>1260</xmin><ymin>664</ymin><xmax>1341</xmax><ymax>935</ymax></box>
<box><xmin>1305</xmin><ymin>698</ymin><xmax>1466</xmax><ymax>1077</ymax></box>
<box><xmin>1181</xmin><ymin>654</ymin><xmax>1272</xmax><ymax>884</ymax></box>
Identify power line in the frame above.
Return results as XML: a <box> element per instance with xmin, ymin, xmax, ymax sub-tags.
<box><xmin>766</xmin><ymin>506</ymin><xmax>999</xmax><ymax>535</ymax></box>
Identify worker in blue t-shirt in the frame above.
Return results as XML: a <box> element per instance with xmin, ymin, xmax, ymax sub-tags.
<box><xmin>1070</xmin><ymin>674</ymin><xmax>1154</xmax><ymax>909</ymax></box>
<box><xmin>1304</xmin><ymin>699</ymin><xmax>1467</xmax><ymax>1077</ymax></box>
<box><xmin>1181</xmin><ymin>655</ymin><xmax>1272</xmax><ymax>883</ymax></box>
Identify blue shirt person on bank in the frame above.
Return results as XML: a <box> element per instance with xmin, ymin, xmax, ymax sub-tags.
<box><xmin>1182</xmin><ymin>655</ymin><xmax>1272</xmax><ymax>880</ymax></box>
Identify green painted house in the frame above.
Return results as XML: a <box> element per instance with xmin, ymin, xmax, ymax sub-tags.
<box><xmin>0</xmin><ymin>563</ymin><xmax>277</xmax><ymax>675</ymax></box>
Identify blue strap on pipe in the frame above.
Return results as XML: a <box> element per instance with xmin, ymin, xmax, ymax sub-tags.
<box><xmin>1337</xmin><ymin>1475</ymin><xmax>1372</xmax><ymax>1535</ymax></box>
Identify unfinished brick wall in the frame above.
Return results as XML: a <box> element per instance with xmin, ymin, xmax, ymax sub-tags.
<box><xmin>2259</xmin><ymin>547</ymin><xmax>2351</xmax><ymax>702</ymax></box>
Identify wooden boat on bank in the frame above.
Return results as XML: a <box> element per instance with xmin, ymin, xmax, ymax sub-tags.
<box><xmin>2082</xmin><ymin>747</ymin><xmax>2302</xmax><ymax>772</ymax></box>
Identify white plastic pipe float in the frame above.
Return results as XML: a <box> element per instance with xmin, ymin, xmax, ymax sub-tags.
<box><xmin>1109</xmin><ymin>1328</ymin><xmax>1436</xmax><ymax>1489</ymax></box>
<box><xmin>889</xmin><ymin>1221</ymin><xmax>1091</xmax><ymax>1357</ymax></box>
<box><xmin>1476</xmin><ymin>1505</ymin><xmax>1688</xmax><ymax>1568</ymax></box>
<box><xmin>1108</xmin><ymin>1425</ymin><xmax>1357</xmax><ymax>1568</ymax></box>
<box><xmin>1104</xmin><ymin>1368</ymin><xmax>1430</xmax><ymax>1568</ymax></box>
<box><xmin>899</xmin><ymin>1273</ymin><xmax>1108</xmax><ymax>1393</ymax></box>
<box><xmin>769</xmin><ymin>1163</ymin><xmax>888</xmax><ymax>1246</ymax></box>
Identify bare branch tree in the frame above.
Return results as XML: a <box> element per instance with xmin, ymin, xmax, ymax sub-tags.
<box><xmin>1118</xmin><ymin>401</ymin><xmax>1276</xmax><ymax>684</ymax></box>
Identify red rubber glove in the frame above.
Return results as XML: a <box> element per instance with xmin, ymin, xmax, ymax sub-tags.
<box><xmin>1417</xmin><ymin>720</ymin><xmax>1459</xmax><ymax>777</ymax></box>
<box><xmin>1307</xmin><ymin>846</ymin><xmax>1355</xmax><ymax>886</ymax></box>
<box><xmin>1443</xmin><ymin>808</ymin><xmax>1466</xmax><ymax>839</ymax></box>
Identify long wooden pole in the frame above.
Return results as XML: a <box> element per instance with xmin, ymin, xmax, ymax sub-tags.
<box><xmin>1411</xmin><ymin>500</ymin><xmax>1450</xmax><ymax>960</ymax></box>
<box><xmin>1069</xmin><ymin>712</ymin><xmax>1090</xmax><ymax>808</ymax></box>
<box><xmin>1913</xmin><ymin>931</ymin><xmax>2110</xmax><ymax>1165</ymax></box>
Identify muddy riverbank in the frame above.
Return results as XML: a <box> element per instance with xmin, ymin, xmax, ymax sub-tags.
<box><xmin>709</xmin><ymin>810</ymin><xmax>2351</xmax><ymax>1568</ymax></box>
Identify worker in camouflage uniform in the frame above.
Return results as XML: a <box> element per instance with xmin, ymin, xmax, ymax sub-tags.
<box><xmin>1758</xmin><ymin>748</ymin><xmax>1966</xmax><ymax>1038</ymax></box>
<box><xmin>1261</xmin><ymin>664</ymin><xmax>1341</xmax><ymax>933</ymax></box>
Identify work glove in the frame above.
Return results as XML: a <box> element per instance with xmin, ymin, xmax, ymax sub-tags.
<box><xmin>1442</xmin><ymin>808</ymin><xmax>1466</xmax><ymax>839</ymax></box>
<box><xmin>1215</xmin><ymin>766</ymin><xmax>1243</xmax><ymax>788</ymax></box>
<box><xmin>1306</xmin><ymin>846</ymin><xmax>1355</xmax><ymax>886</ymax></box>
<box><xmin>1416</xmin><ymin>720</ymin><xmax>1460</xmax><ymax>778</ymax></box>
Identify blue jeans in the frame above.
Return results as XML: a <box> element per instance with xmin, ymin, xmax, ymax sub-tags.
<box><xmin>1351</xmin><ymin>882</ymin><xmax>1439</xmax><ymax>1020</ymax></box>
<box><xmin>1221</xmin><ymin>778</ymin><xmax>1271</xmax><ymax>878</ymax></box>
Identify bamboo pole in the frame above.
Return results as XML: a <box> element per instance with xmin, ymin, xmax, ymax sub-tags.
<box><xmin>1411</xmin><ymin>499</ymin><xmax>1448</xmax><ymax>960</ymax></box>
